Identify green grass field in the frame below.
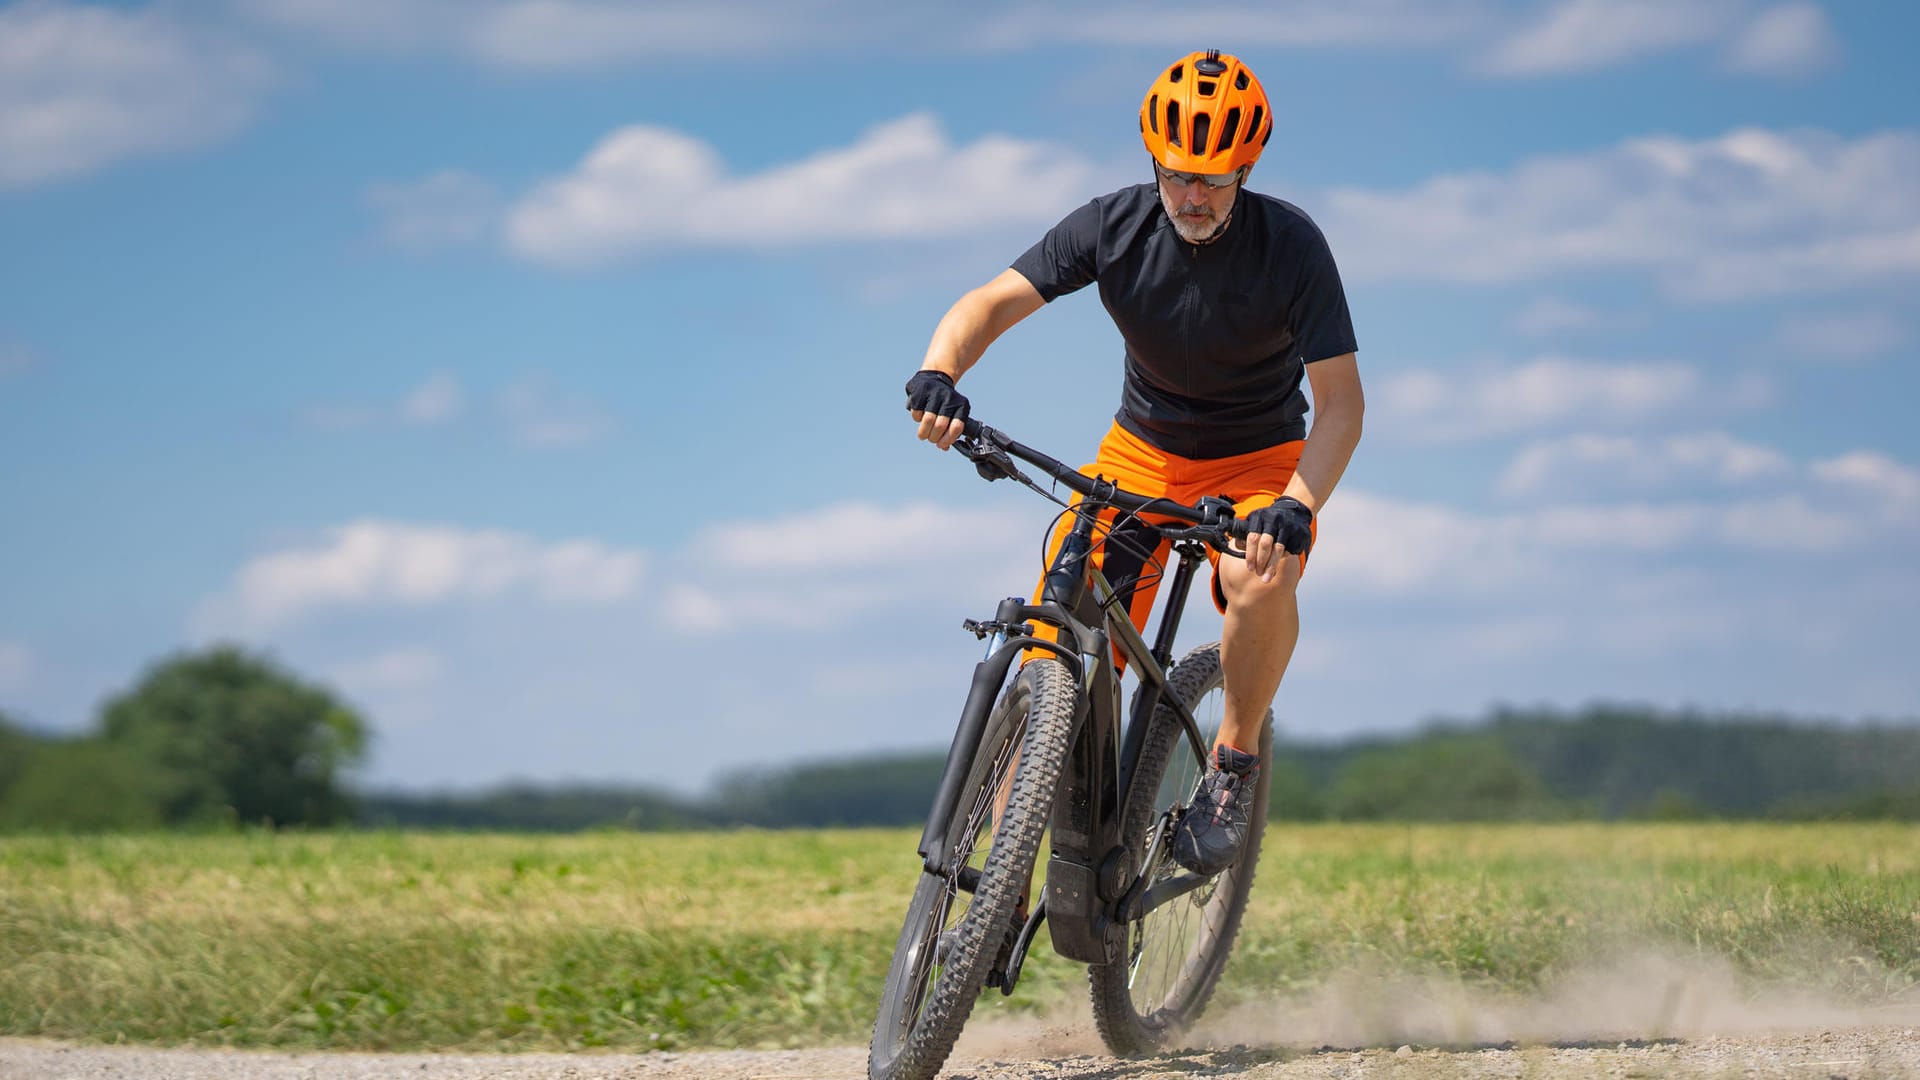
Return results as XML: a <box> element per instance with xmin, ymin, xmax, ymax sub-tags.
<box><xmin>2</xmin><ymin>825</ymin><xmax>1916</xmax><ymax>1051</ymax></box>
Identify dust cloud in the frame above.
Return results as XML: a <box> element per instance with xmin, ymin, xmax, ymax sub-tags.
<box><xmin>957</xmin><ymin>950</ymin><xmax>1920</xmax><ymax>1057</ymax></box>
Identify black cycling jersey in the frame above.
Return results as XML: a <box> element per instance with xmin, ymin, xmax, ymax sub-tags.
<box><xmin>1010</xmin><ymin>183</ymin><xmax>1357</xmax><ymax>460</ymax></box>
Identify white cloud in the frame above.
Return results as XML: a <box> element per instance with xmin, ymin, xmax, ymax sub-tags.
<box><xmin>1812</xmin><ymin>452</ymin><xmax>1920</xmax><ymax>506</ymax></box>
<box><xmin>1498</xmin><ymin>431</ymin><xmax>1793</xmax><ymax>497</ymax></box>
<box><xmin>1777</xmin><ymin>310</ymin><xmax>1907</xmax><ymax>360</ymax></box>
<box><xmin>196</xmin><ymin>520</ymin><xmax>646</xmax><ymax>634</ymax></box>
<box><xmin>1323</xmin><ymin>126</ymin><xmax>1920</xmax><ymax>301</ymax></box>
<box><xmin>0</xmin><ymin>2</ymin><xmax>275</xmax><ymax>189</ymax></box>
<box><xmin>185</xmin><ymin>482</ymin><xmax>1920</xmax><ymax>791</ymax></box>
<box><xmin>235</xmin><ymin>0</ymin><xmax>1839</xmax><ymax>86</ymax></box>
<box><xmin>1313</xmin><ymin>468</ymin><xmax>1917</xmax><ymax>600</ymax></box>
<box><xmin>694</xmin><ymin>502</ymin><xmax>1024</xmax><ymax>573</ymax></box>
<box><xmin>194</xmin><ymin>500</ymin><xmax>1035</xmax><ymax>642</ymax></box>
<box><xmin>669</xmin><ymin>501</ymin><xmax>1034</xmax><ymax>635</ymax></box>
<box><xmin>1723</xmin><ymin>3</ymin><xmax>1839</xmax><ymax>76</ymax></box>
<box><xmin>328</xmin><ymin>647</ymin><xmax>444</xmax><ymax>694</ymax></box>
<box><xmin>239</xmin><ymin>0</ymin><xmax>1486</xmax><ymax>70</ymax></box>
<box><xmin>365</xmin><ymin>170</ymin><xmax>502</xmax><ymax>253</ymax></box>
<box><xmin>1479</xmin><ymin>0</ymin><xmax>1739</xmax><ymax>77</ymax></box>
<box><xmin>504</xmin><ymin>113</ymin><xmax>1097</xmax><ymax>265</ymax></box>
<box><xmin>0</xmin><ymin>641</ymin><xmax>33</xmax><ymax>693</ymax></box>
<box><xmin>498</xmin><ymin>374</ymin><xmax>607</xmax><ymax>447</ymax></box>
<box><xmin>1377</xmin><ymin>356</ymin><xmax>1755</xmax><ymax>442</ymax></box>
<box><xmin>241</xmin><ymin>0</ymin><xmax>863</xmax><ymax>68</ymax></box>
<box><xmin>401</xmin><ymin>372</ymin><xmax>463</xmax><ymax>425</ymax></box>
<box><xmin>239</xmin><ymin>0</ymin><xmax>1822</xmax><ymax>82</ymax></box>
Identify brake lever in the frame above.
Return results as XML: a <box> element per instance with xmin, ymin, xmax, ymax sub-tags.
<box><xmin>955</xmin><ymin>435</ymin><xmax>1018</xmax><ymax>482</ymax></box>
<box><xmin>1164</xmin><ymin>494</ymin><xmax>1246</xmax><ymax>556</ymax></box>
<box><xmin>1159</xmin><ymin>524</ymin><xmax>1246</xmax><ymax>557</ymax></box>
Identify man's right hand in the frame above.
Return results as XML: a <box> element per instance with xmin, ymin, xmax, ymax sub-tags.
<box><xmin>906</xmin><ymin>369</ymin><xmax>970</xmax><ymax>451</ymax></box>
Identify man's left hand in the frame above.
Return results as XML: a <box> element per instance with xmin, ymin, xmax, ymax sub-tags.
<box><xmin>1241</xmin><ymin>497</ymin><xmax>1313</xmax><ymax>581</ymax></box>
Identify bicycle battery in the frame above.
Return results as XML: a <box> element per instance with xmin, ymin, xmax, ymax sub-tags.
<box><xmin>1044</xmin><ymin>852</ymin><xmax>1124</xmax><ymax>963</ymax></box>
<box><xmin>1046</xmin><ymin>701</ymin><xmax>1128</xmax><ymax>965</ymax></box>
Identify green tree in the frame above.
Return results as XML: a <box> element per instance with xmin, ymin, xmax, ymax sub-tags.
<box><xmin>0</xmin><ymin>711</ymin><xmax>33</xmax><ymax>798</ymax></box>
<box><xmin>710</xmin><ymin>752</ymin><xmax>947</xmax><ymax>827</ymax></box>
<box><xmin>1265</xmin><ymin>754</ymin><xmax>1325</xmax><ymax>820</ymax></box>
<box><xmin>100</xmin><ymin>645</ymin><xmax>368</xmax><ymax>826</ymax></box>
<box><xmin>0</xmin><ymin>737</ymin><xmax>165</xmax><ymax>830</ymax></box>
<box><xmin>1327</xmin><ymin>734</ymin><xmax>1558</xmax><ymax>821</ymax></box>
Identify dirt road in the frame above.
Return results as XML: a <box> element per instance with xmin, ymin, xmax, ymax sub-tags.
<box><xmin>6</xmin><ymin>1025</ymin><xmax>1920</xmax><ymax>1080</ymax></box>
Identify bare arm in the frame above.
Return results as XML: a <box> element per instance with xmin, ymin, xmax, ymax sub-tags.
<box><xmin>913</xmin><ymin>268</ymin><xmax>1046</xmax><ymax>449</ymax></box>
<box><xmin>920</xmin><ymin>268</ymin><xmax>1046</xmax><ymax>379</ymax></box>
<box><xmin>1282</xmin><ymin>352</ymin><xmax>1364</xmax><ymax>514</ymax></box>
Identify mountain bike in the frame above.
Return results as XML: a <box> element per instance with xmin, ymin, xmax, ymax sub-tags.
<box><xmin>868</xmin><ymin>418</ymin><xmax>1273</xmax><ymax>1080</ymax></box>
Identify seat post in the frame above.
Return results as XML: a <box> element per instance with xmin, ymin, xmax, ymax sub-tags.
<box><xmin>1150</xmin><ymin>544</ymin><xmax>1204</xmax><ymax>671</ymax></box>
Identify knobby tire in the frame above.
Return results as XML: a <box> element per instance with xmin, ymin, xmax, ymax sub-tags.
<box><xmin>868</xmin><ymin>658</ymin><xmax>1078</xmax><ymax>1080</ymax></box>
<box><xmin>1087</xmin><ymin>642</ymin><xmax>1271</xmax><ymax>1056</ymax></box>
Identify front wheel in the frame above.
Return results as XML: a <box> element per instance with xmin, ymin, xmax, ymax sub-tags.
<box><xmin>1088</xmin><ymin>642</ymin><xmax>1270</xmax><ymax>1056</ymax></box>
<box><xmin>868</xmin><ymin>658</ymin><xmax>1077</xmax><ymax>1080</ymax></box>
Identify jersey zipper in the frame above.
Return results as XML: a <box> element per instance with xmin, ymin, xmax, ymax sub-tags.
<box><xmin>1182</xmin><ymin>241</ymin><xmax>1199</xmax><ymax>457</ymax></box>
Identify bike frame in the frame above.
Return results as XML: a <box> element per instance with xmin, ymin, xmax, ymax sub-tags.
<box><xmin>914</xmin><ymin>422</ymin><xmax>1240</xmax><ymax>981</ymax></box>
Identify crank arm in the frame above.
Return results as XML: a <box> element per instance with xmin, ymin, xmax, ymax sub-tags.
<box><xmin>997</xmin><ymin>895</ymin><xmax>1049</xmax><ymax>996</ymax></box>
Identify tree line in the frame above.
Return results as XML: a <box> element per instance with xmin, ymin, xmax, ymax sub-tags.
<box><xmin>1</xmin><ymin>647</ymin><xmax>365</xmax><ymax>830</ymax></box>
<box><xmin>4</xmin><ymin>645</ymin><xmax>1917</xmax><ymax>831</ymax></box>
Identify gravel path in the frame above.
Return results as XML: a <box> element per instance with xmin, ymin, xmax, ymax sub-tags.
<box><xmin>7</xmin><ymin>1026</ymin><xmax>1920</xmax><ymax>1080</ymax></box>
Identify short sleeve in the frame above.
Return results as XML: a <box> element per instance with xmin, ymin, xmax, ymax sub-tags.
<box><xmin>1289</xmin><ymin>226</ymin><xmax>1358</xmax><ymax>363</ymax></box>
<box><xmin>1010</xmin><ymin>199</ymin><xmax>1102</xmax><ymax>302</ymax></box>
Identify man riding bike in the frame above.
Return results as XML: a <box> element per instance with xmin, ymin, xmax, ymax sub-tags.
<box><xmin>905</xmin><ymin>48</ymin><xmax>1364</xmax><ymax>878</ymax></box>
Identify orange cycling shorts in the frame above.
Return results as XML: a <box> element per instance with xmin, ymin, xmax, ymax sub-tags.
<box><xmin>1025</xmin><ymin>422</ymin><xmax>1313</xmax><ymax>670</ymax></box>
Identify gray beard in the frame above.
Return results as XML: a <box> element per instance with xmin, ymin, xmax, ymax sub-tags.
<box><xmin>1169</xmin><ymin>205</ymin><xmax>1233</xmax><ymax>245</ymax></box>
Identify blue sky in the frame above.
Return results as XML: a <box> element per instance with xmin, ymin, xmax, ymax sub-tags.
<box><xmin>3</xmin><ymin>0</ymin><xmax>1917</xmax><ymax>794</ymax></box>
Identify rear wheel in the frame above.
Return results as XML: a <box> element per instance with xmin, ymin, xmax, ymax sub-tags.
<box><xmin>868</xmin><ymin>658</ymin><xmax>1077</xmax><ymax>1080</ymax></box>
<box><xmin>1088</xmin><ymin>642</ymin><xmax>1270</xmax><ymax>1055</ymax></box>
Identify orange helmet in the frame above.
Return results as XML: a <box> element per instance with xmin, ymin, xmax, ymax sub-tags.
<box><xmin>1139</xmin><ymin>49</ymin><xmax>1272</xmax><ymax>175</ymax></box>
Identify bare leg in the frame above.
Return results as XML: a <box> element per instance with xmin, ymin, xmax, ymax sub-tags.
<box><xmin>1214</xmin><ymin>552</ymin><xmax>1302</xmax><ymax>755</ymax></box>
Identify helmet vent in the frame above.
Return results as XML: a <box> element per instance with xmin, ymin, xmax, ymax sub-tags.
<box><xmin>1168</xmin><ymin>64</ymin><xmax>1184</xmax><ymax>83</ymax></box>
<box><xmin>1192</xmin><ymin>111</ymin><xmax>1211</xmax><ymax>155</ymax></box>
<box><xmin>1197</xmin><ymin>79</ymin><xmax>1216</xmax><ymax>95</ymax></box>
<box><xmin>1236</xmin><ymin>70</ymin><xmax>1250</xmax><ymax>90</ymax></box>
<box><xmin>1216</xmin><ymin>108</ymin><xmax>1241</xmax><ymax>153</ymax></box>
<box><xmin>1166</xmin><ymin>101</ymin><xmax>1182</xmax><ymax>147</ymax></box>
<box><xmin>1247</xmin><ymin>104</ymin><xmax>1265</xmax><ymax>144</ymax></box>
<box><xmin>1148</xmin><ymin>94</ymin><xmax>1160</xmax><ymax>134</ymax></box>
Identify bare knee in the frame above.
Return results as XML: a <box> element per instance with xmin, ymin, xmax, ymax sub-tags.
<box><xmin>1219</xmin><ymin>552</ymin><xmax>1301</xmax><ymax>610</ymax></box>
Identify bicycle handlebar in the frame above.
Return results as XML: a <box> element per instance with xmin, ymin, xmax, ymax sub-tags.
<box><xmin>954</xmin><ymin>418</ymin><xmax>1252</xmax><ymax>550</ymax></box>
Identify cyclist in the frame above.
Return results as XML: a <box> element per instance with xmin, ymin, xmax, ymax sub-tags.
<box><xmin>904</xmin><ymin>49</ymin><xmax>1363</xmax><ymax>877</ymax></box>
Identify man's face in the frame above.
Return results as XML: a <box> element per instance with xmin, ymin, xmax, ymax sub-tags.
<box><xmin>1154</xmin><ymin>163</ymin><xmax>1244</xmax><ymax>243</ymax></box>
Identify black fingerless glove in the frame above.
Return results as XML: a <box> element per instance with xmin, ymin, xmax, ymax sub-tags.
<box><xmin>1245</xmin><ymin>496</ymin><xmax>1314</xmax><ymax>555</ymax></box>
<box><xmin>905</xmin><ymin>370</ymin><xmax>970</xmax><ymax>424</ymax></box>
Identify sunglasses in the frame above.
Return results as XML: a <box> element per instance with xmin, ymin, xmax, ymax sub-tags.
<box><xmin>1154</xmin><ymin>162</ymin><xmax>1244</xmax><ymax>188</ymax></box>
